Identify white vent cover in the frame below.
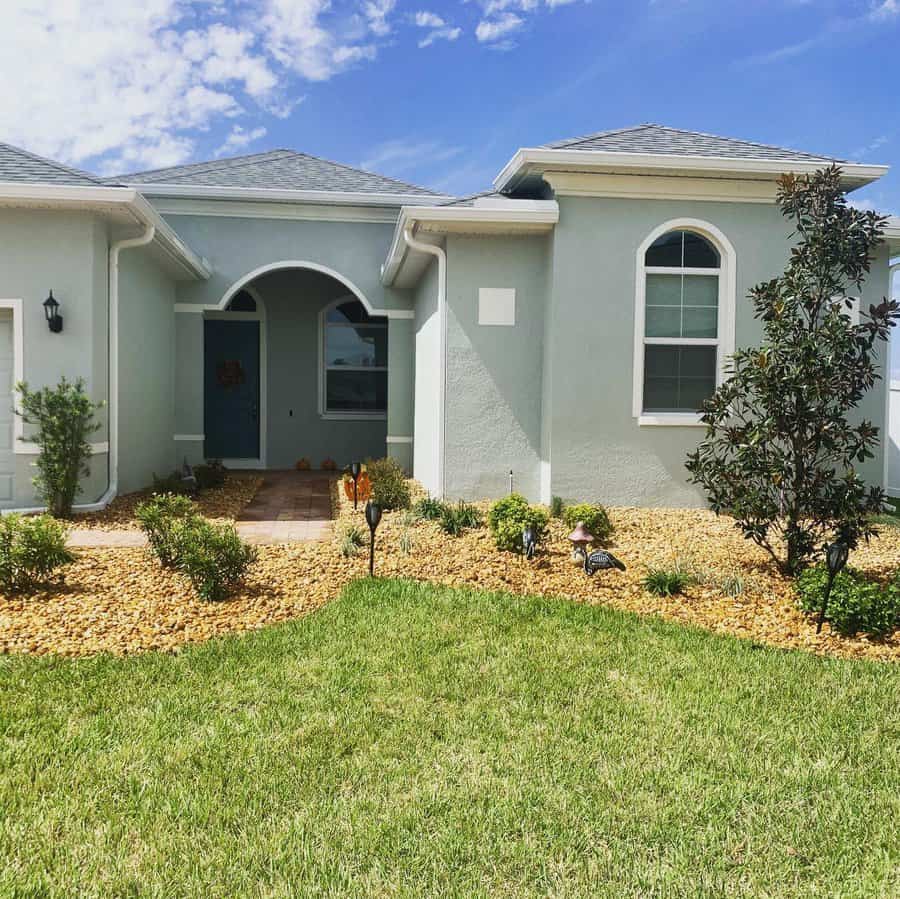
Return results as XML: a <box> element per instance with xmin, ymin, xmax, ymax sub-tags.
<box><xmin>478</xmin><ymin>288</ymin><xmax>516</xmax><ymax>326</ymax></box>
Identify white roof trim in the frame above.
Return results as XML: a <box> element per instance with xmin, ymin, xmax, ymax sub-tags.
<box><xmin>0</xmin><ymin>181</ymin><xmax>210</xmax><ymax>279</ymax></box>
<box><xmin>380</xmin><ymin>199</ymin><xmax>559</xmax><ymax>286</ymax></box>
<box><xmin>118</xmin><ymin>182</ymin><xmax>452</xmax><ymax>208</ymax></box>
<box><xmin>886</xmin><ymin>216</ymin><xmax>900</xmax><ymax>253</ymax></box>
<box><xmin>493</xmin><ymin>147</ymin><xmax>888</xmax><ymax>192</ymax></box>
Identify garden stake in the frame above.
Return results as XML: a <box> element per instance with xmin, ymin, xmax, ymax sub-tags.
<box><xmin>350</xmin><ymin>461</ymin><xmax>362</xmax><ymax>510</ymax></box>
<box><xmin>817</xmin><ymin>541</ymin><xmax>849</xmax><ymax>633</ymax></box>
<box><xmin>365</xmin><ymin>500</ymin><xmax>382</xmax><ymax>576</ymax></box>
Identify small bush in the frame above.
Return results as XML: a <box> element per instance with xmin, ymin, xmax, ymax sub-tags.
<box><xmin>562</xmin><ymin>503</ymin><xmax>614</xmax><ymax>544</ymax></box>
<box><xmin>399</xmin><ymin>529</ymin><xmax>414</xmax><ymax>555</ymax></box>
<box><xmin>0</xmin><ymin>514</ymin><xmax>75</xmax><ymax>592</ymax></box>
<box><xmin>340</xmin><ymin>525</ymin><xmax>366</xmax><ymax>558</ymax></box>
<box><xmin>414</xmin><ymin>496</ymin><xmax>446</xmax><ymax>521</ymax></box>
<box><xmin>172</xmin><ymin>518</ymin><xmax>257</xmax><ymax>602</ymax></box>
<box><xmin>194</xmin><ymin>460</ymin><xmax>227</xmax><ymax>490</ymax></box>
<box><xmin>135</xmin><ymin>493</ymin><xmax>197</xmax><ymax>568</ymax></box>
<box><xmin>152</xmin><ymin>471</ymin><xmax>196</xmax><ymax>497</ymax></box>
<box><xmin>365</xmin><ymin>457</ymin><xmax>411</xmax><ymax>511</ymax></box>
<box><xmin>488</xmin><ymin>493</ymin><xmax>548</xmax><ymax>553</ymax></box>
<box><xmin>549</xmin><ymin>495</ymin><xmax>565</xmax><ymax>519</ymax></box>
<box><xmin>644</xmin><ymin>567</ymin><xmax>692</xmax><ymax>597</ymax></box>
<box><xmin>796</xmin><ymin>566</ymin><xmax>900</xmax><ymax>638</ymax></box>
<box><xmin>439</xmin><ymin>501</ymin><xmax>482</xmax><ymax>536</ymax></box>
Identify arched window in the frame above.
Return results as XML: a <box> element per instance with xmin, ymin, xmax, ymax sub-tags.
<box><xmin>321</xmin><ymin>298</ymin><xmax>388</xmax><ymax>417</ymax></box>
<box><xmin>633</xmin><ymin>221</ymin><xmax>735</xmax><ymax>424</ymax></box>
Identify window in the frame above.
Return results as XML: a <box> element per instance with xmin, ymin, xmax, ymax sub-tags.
<box><xmin>322</xmin><ymin>298</ymin><xmax>387</xmax><ymax>416</ymax></box>
<box><xmin>634</xmin><ymin>222</ymin><xmax>735</xmax><ymax>424</ymax></box>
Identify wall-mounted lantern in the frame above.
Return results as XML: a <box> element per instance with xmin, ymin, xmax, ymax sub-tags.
<box><xmin>43</xmin><ymin>291</ymin><xmax>63</xmax><ymax>333</ymax></box>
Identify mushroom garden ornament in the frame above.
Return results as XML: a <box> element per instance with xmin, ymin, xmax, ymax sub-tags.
<box><xmin>568</xmin><ymin>522</ymin><xmax>595</xmax><ymax>566</ymax></box>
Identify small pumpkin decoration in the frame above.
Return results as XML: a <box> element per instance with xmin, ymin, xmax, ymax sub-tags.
<box><xmin>342</xmin><ymin>470</ymin><xmax>372</xmax><ymax>503</ymax></box>
<box><xmin>295</xmin><ymin>457</ymin><xmax>311</xmax><ymax>471</ymax></box>
<box><xmin>321</xmin><ymin>457</ymin><xmax>337</xmax><ymax>471</ymax></box>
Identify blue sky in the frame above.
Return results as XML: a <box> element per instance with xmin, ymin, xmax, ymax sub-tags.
<box><xmin>3</xmin><ymin>0</ymin><xmax>899</xmax><ymax>210</ymax></box>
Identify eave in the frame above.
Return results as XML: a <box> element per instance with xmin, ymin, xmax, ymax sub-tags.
<box><xmin>493</xmin><ymin>148</ymin><xmax>889</xmax><ymax>194</ymax></box>
<box><xmin>380</xmin><ymin>199</ymin><xmax>559</xmax><ymax>288</ymax></box>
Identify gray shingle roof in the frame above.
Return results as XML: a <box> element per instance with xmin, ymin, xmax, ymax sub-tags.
<box><xmin>0</xmin><ymin>141</ymin><xmax>107</xmax><ymax>186</ymax></box>
<box><xmin>543</xmin><ymin>124</ymin><xmax>843</xmax><ymax>163</ymax></box>
<box><xmin>112</xmin><ymin>149</ymin><xmax>440</xmax><ymax>196</ymax></box>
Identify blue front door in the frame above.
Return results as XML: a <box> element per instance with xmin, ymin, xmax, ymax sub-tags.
<box><xmin>204</xmin><ymin>320</ymin><xmax>260</xmax><ymax>460</ymax></box>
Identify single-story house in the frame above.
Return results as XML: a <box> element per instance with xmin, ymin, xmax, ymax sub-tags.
<box><xmin>0</xmin><ymin>123</ymin><xmax>898</xmax><ymax>511</ymax></box>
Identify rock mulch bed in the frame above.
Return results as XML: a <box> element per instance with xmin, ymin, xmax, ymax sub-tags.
<box><xmin>1</xmin><ymin>481</ymin><xmax>899</xmax><ymax>660</ymax></box>
<box><xmin>71</xmin><ymin>473</ymin><xmax>264</xmax><ymax>530</ymax></box>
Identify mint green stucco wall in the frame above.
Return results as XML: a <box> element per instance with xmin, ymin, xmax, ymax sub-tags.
<box><xmin>0</xmin><ymin>209</ymin><xmax>109</xmax><ymax>507</ymax></box>
<box><xmin>117</xmin><ymin>249</ymin><xmax>177</xmax><ymax>493</ymax></box>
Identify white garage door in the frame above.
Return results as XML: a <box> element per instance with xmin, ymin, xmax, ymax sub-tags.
<box><xmin>0</xmin><ymin>310</ymin><xmax>15</xmax><ymax>502</ymax></box>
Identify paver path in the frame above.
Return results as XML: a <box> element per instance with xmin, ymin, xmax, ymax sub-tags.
<box><xmin>67</xmin><ymin>471</ymin><xmax>335</xmax><ymax>547</ymax></box>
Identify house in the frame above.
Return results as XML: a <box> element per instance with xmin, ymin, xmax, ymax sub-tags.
<box><xmin>0</xmin><ymin>124</ymin><xmax>898</xmax><ymax>511</ymax></box>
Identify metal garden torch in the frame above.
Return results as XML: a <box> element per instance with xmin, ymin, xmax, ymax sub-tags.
<box><xmin>350</xmin><ymin>461</ymin><xmax>362</xmax><ymax>510</ymax></box>
<box><xmin>817</xmin><ymin>541</ymin><xmax>849</xmax><ymax>634</ymax></box>
<box><xmin>365</xmin><ymin>500</ymin><xmax>382</xmax><ymax>577</ymax></box>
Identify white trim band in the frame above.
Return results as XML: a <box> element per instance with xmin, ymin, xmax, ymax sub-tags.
<box><xmin>174</xmin><ymin>433</ymin><xmax>205</xmax><ymax>441</ymax></box>
<box><xmin>386</xmin><ymin>435</ymin><xmax>413</xmax><ymax>444</ymax></box>
<box><xmin>17</xmin><ymin>441</ymin><xmax>109</xmax><ymax>455</ymax></box>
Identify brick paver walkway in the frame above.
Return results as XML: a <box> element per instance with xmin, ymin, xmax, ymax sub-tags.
<box><xmin>67</xmin><ymin>471</ymin><xmax>335</xmax><ymax>547</ymax></box>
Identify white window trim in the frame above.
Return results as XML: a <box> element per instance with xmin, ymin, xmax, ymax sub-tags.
<box><xmin>0</xmin><ymin>299</ymin><xmax>27</xmax><ymax>452</ymax></box>
<box><xmin>633</xmin><ymin>218</ymin><xmax>737</xmax><ymax>426</ymax></box>
<box><xmin>318</xmin><ymin>295</ymin><xmax>388</xmax><ymax>421</ymax></box>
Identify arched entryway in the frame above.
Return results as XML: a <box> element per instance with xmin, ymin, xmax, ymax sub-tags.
<box><xmin>203</xmin><ymin>263</ymin><xmax>388</xmax><ymax>469</ymax></box>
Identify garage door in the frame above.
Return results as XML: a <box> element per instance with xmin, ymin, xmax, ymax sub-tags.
<box><xmin>0</xmin><ymin>310</ymin><xmax>15</xmax><ymax>503</ymax></box>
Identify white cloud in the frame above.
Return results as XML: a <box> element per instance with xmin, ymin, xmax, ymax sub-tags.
<box><xmin>850</xmin><ymin>135</ymin><xmax>889</xmax><ymax>160</ymax></box>
<box><xmin>419</xmin><ymin>26</ymin><xmax>462</xmax><ymax>47</ymax></box>
<box><xmin>360</xmin><ymin>139</ymin><xmax>463</xmax><ymax>174</ymax></box>
<box><xmin>414</xmin><ymin>11</ymin><xmax>446</xmax><ymax>27</ymax></box>
<box><xmin>870</xmin><ymin>0</ymin><xmax>900</xmax><ymax>20</ymax></box>
<box><xmin>363</xmin><ymin>0</ymin><xmax>396</xmax><ymax>36</ymax></box>
<box><xmin>216</xmin><ymin>125</ymin><xmax>268</xmax><ymax>157</ymax></box>
<box><xmin>475</xmin><ymin>12</ymin><xmax>524</xmax><ymax>41</ymax></box>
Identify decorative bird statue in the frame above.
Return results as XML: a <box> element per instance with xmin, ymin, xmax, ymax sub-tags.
<box><xmin>584</xmin><ymin>549</ymin><xmax>626</xmax><ymax>575</ymax></box>
<box><xmin>522</xmin><ymin>526</ymin><xmax>537</xmax><ymax>560</ymax></box>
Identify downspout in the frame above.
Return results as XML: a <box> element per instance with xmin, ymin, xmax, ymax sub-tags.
<box><xmin>886</xmin><ymin>260</ymin><xmax>900</xmax><ymax>496</ymax></box>
<box><xmin>403</xmin><ymin>224</ymin><xmax>447</xmax><ymax>497</ymax></box>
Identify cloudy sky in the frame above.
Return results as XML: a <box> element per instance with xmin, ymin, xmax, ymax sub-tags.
<box><xmin>0</xmin><ymin>0</ymin><xmax>897</xmax><ymax>206</ymax></box>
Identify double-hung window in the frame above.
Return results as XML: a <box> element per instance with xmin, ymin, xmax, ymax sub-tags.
<box><xmin>322</xmin><ymin>299</ymin><xmax>387</xmax><ymax>417</ymax></box>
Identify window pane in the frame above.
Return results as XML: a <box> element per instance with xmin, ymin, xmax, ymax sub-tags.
<box><xmin>643</xmin><ymin>345</ymin><xmax>716</xmax><ymax>413</ymax></box>
<box><xmin>326</xmin><ymin>325</ymin><xmax>387</xmax><ymax>367</ymax></box>
<box><xmin>646</xmin><ymin>274</ymin><xmax>681</xmax><ymax>306</ymax></box>
<box><xmin>645</xmin><ymin>231</ymin><xmax>683</xmax><ymax>267</ymax></box>
<box><xmin>326</xmin><ymin>370</ymin><xmax>387</xmax><ymax>412</ymax></box>
<box><xmin>327</xmin><ymin>300</ymin><xmax>386</xmax><ymax>326</ymax></box>
<box><xmin>682</xmin><ymin>231</ymin><xmax>720</xmax><ymax>268</ymax></box>
<box><xmin>683</xmin><ymin>274</ymin><xmax>718</xmax><ymax>307</ymax></box>
<box><xmin>228</xmin><ymin>290</ymin><xmax>256</xmax><ymax>312</ymax></box>
<box><xmin>681</xmin><ymin>307</ymin><xmax>718</xmax><ymax>338</ymax></box>
<box><xmin>645</xmin><ymin>307</ymin><xmax>682</xmax><ymax>338</ymax></box>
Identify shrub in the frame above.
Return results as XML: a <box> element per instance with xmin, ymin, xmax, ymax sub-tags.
<box><xmin>439</xmin><ymin>501</ymin><xmax>482</xmax><ymax>536</ymax></box>
<box><xmin>549</xmin><ymin>495</ymin><xmax>565</xmax><ymax>519</ymax></box>
<box><xmin>340</xmin><ymin>524</ymin><xmax>366</xmax><ymax>558</ymax></box>
<box><xmin>135</xmin><ymin>493</ymin><xmax>197</xmax><ymax>568</ymax></box>
<box><xmin>399</xmin><ymin>528</ymin><xmax>414</xmax><ymax>555</ymax></box>
<box><xmin>152</xmin><ymin>471</ymin><xmax>196</xmax><ymax>497</ymax></box>
<box><xmin>172</xmin><ymin>518</ymin><xmax>257</xmax><ymax>602</ymax></box>
<box><xmin>365</xmin><ymin>457</ymin><xmax>411</xmax><ymax>511</ymax></box>
<box><xmin>17</xmin><ymin>377</ymin><xmax>102</xmax><ymax>518</ymax></box>
<box><xmin>562</xmin><ymin>503</ymin><xmax>614</xmax><ymax>544</ymax></box>
<box><xmin>488</xmin><ymin>493</ymin><xmax>548</xmax><ymax>553</ymax></box>
<box><xmin>644</xmin><ymin>567</ymin><xmax>692</xmax><ymax>597</ymax></box>
<box><xmin>0</xmin><ymin>514</ymin><xmax>75</xmax><ymax>592</ymax></box>
<box><xmin>796</xmin><ymin>566</ymin><xmax>900</xmax><ymax>637</ymax></box>
<box><xmin>414</xmin><ymin>496</ymin><xmax>446</xmax><ymax>521</ymax></box>
<box><xmin>194</xmin><ymin>460</ymin><xmax>227</xmax><ymax>490</ymax></box>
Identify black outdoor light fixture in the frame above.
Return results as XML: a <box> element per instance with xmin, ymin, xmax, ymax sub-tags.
<box><xmin>365</xmin><ymin>500</ymin><xmax>383</xmax><ymax>576</ymax></box>
<box><xmin>43</xmin><ymin>291</ymin><xmax>63</xmax><ymax>333</ymax></box>
<box><xmin>350</xmin><ymin>460</ymin><xmax>362</xmax><ymax>510</ymax></box>
<box><xmin>817</xmin><ymin>541</ymin><xmax>850</xmax><ymax>634</ymax></box>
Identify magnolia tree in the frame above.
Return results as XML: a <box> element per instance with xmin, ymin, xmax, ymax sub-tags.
<box><xmin>686</xmin><ymin>166</ymin><xmax>899</xmax><ymax>576</ymax></box>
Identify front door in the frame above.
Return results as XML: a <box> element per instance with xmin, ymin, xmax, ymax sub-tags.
<box><xmin>204</xmin><ymin>319</ymin><xmax>260</xmax><ymax>460</ymax></box>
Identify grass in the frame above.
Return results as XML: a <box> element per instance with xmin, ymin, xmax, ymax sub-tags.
<box><xmin>2</xmin><ymin>580</ymin><xmax>899</xmax><ymax>898</ymax></box>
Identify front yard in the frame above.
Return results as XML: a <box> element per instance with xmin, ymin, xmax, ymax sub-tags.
<box><xmin>2</xmin><ymin>578</ymin><xmax>897</xmax><ymax>898</ymax></box>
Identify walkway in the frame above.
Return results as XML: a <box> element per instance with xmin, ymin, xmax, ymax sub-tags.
<box><xmin>67</xmin><ymin>470</ymin><xmax>335</xmax><ymax>547</ymax></box>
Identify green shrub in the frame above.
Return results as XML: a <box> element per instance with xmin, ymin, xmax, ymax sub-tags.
<box><xmin>562</xmin><ymin>503</ymin><xmax>614</xmax><ymax>544</ymax></box>
<box><xmin>17</xmin><ymin>378</ymin><xmax>102</xmax><ymax>517</ymax></box>
<box><xmin>643</xmin><ymin>567</ymin><xmax>692</xmax><ymax>597</ymax></box>
<box><xmin>488</xmin><ymin>493</ymin><xmax>548</xmax><ymax>553</ymax></box>
<box><xmin>414</xmin><ymin>496</ymin><xmax>446</xmax><ymax>521</ymax></box>
<box><xmin>399</xmin><ymin>529</ymin><xmax>414</xmax><ymax>555</ymax></box>
<box><xmin>796</xmin><ymin>566</ymin><xmax>900</xmax><ymax>638</ymax></box>
<box><xmin>439</xmin><ymin>501</ymin><xmax>482</xmax><ymax>536</ymax></box>
<box><xmin>549</xmin><ymin>495</ymin><xmax>565</xmax><ymax>519</ymax></box>
<box><xmin>365</xmin><ymin>457</ymin><xmax>411</xmax><ymax>511</ymax></box>
<box><xmin>172</xmin><ymin>518</ymin><xmax>257</xmax><ymax>602</ymax></box>
<box><xmin>135</xmin><ymin>493</ymin><xmax>197</xmax><ymax>568</ymax></box>
<box><xmin>0</xmin><ymin>513</ymin><xmax>75</xmax><ymax>592</ymax></box>
<box><xmin>340</xmin><ymin>525</ymin><xmax>366</xmax><ymax>558</ymax></box>
<box><xmin>194</xmin><ymin>460</ymin><xmax>227</xmax><ymax>490</ymax></box>
<box><xmin>152</xmin><ymin>471</ymin><xmax>196</xmax><ymax>497</ymax></box>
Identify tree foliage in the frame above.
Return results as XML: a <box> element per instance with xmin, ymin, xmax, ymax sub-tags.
<box><xmin>686</xmin><ymin>166</ymin><xmax>899</xmax><ymax>575</ymax></box>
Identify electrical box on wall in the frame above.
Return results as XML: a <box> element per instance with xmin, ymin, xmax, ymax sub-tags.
<box><xmin>478</xmin><ymin>288</ymin><xmax>516</xmax><ymax>326</ymax></box>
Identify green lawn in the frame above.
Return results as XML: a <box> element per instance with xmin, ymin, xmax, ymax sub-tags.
<box><xmin>2</xmin><ymin>580</ymin><xmax>898</xmax><ymax>898</ymax></box>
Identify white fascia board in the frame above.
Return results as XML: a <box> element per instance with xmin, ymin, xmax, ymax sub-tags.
<box><xmin>380</xmin><ymin>200</ymin><xmax>559</xmax><ymax>286</ymax></box>
<box><xmin>886</xmin><ymin>217</ymin><xmax>900</xmax><ymax>255</ymax></box>
<box><xmin>492</xmin><ymin>147</ymin><xmax>889</xmax><ymax>192</ymax></box>
<box><xmin>0</xmin><ymin>181</ymin><xmax>210</xmax><ymax>280</ymax></box>
<box><xmin>123</xmin><ymin>182</ymin><xmax>453</xmax><ymax>208</ymax></box>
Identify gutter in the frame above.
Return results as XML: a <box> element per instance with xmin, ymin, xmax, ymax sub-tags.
<box><xmin>402</xmin><ymin>224</ymin><xmax>447</xmax><ymax>498</ymax></box>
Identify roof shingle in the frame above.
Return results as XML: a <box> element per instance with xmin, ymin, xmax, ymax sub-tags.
<box><xmin>0</xmin><ymin>142</ymin><xmax>107</xmax><ymax>186</ymax></box>
<box><xmin>111</xmin><ymin>149</ymin><xmax>440</xmax><ymax>196</ymax></box>
<box><xmin>543</xmin><ymin>124</ymin><xmax>843</xmax><ymax>163</ymax></box>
